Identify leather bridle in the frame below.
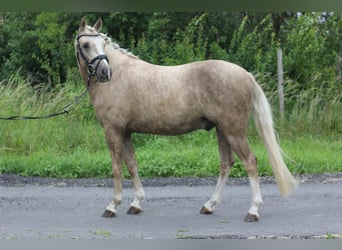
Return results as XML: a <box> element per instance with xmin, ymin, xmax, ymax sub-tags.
<box><xmin>76</xmin><ymin>34</ymin><xmax>109</xmax><ymax>80</ymax></box>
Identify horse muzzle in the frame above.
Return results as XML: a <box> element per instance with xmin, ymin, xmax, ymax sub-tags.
<box><xmin>88</xmin><ymin>55</ymin><xmax>112</xmax><ymax>82</ymax></box>
<box><xmin>97</xmin><ymin>65</ymin><xmax>113</xmax><ymax>82</ymax></box>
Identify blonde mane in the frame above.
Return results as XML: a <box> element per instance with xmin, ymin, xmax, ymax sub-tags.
<box><xmin>85</xmin><ymin>26</ymin><xmax>138</xmax><ymax>59</ymax></box>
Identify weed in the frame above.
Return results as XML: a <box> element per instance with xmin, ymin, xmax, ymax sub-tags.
<box><xmin>219</xmin><ymin>220</ymin><xmax>229</xmax><ymax>224</ymax></box>
<box><xmin>5</xmin><ymin>235</ymin><xmax>17</xmax><ymax>240</ymax></box>
<box><xmin>93</xmin><ymin>229</ymin><xmax>112</xmax><ymax>237</ymax></box>
<box><xmin>176</xmin><ymin>229</ymin><xmax>190</xmax><ymax>239</ymax></box>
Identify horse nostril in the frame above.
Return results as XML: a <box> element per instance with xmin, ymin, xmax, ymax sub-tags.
<box><xmin>100</xmin><ymin>68</ymin><xmax>112</xmax><ymax>80</ymax></box>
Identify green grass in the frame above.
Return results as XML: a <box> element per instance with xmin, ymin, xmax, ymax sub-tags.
<box><xmin>93</xmin><ymin>230</ymin><xmax>112</xmax><ymax>237</ymax></box>
<box><xmin>0</xmin><ymin>130</ymin><xmax>341</xmax><ymax>179</ymax></box>
<box><xmin>176</xmin><ymin>229</ymin><xmax>190</xmax><ymax>239</ymax></box>
<box><xmin>0</xmin><ymin>76</ymin><xmax>341</xmax><ymax>179</ymax></box>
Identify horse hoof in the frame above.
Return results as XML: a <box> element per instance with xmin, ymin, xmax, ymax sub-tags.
<box><xmin>127</xmin><ymin>206</ymin><xmax>141</xmax><ymax>214</ymax></box>
<box><xmin>102</xmin><ymin>210</ymin><xmax>116</xmax><ymax>218</ymax></box>
<box><xmin>244</xmin><ymin>213</ymin><xmax>259</xmax><ymax>222</ymax></box>
<box><xmin>200</xmin><ymin>206</ymin><xmax>213</xmax><ymax>214</ymax></box>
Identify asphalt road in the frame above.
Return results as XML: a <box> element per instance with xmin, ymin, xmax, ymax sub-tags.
<box><xmin>0</xmin><ymin>174</ymin><xmax>341</xmax><ymax>239</ymax></box>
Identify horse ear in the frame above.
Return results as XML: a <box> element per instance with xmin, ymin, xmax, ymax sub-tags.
<box><xmin>93</xmin><ymin>18</ymin><xmax>102</xmax><ymax>32</ymax></box>
<box><xmin>79</xmin><ymin>17</ymin><xmax>87</xmax><ymax>32</ymax></box>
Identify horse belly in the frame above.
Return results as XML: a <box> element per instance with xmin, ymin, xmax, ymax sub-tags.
<box><xmin>127</xmin><ymin>116</ymin><xmax>214</xmax><ymax>135</ymax></box>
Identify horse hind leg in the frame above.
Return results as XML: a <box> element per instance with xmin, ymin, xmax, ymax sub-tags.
<box><xmin>123</xmin><ymin>135</ymin><xmax>145</xmax><ymax>215</ymax></box>
<box><xmin>228</xmin><ymin>135</ymin><xmax>263</xmax><ymax>222</ymax></box>
<box><xmin>200</xmin><ymin>129</ymin><xmax>233</xmax><ymax>214</ymax></box>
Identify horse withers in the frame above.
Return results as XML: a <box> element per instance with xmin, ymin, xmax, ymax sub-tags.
<box><xmin>75</xmin><ymin>17</ymin><xmax>298</xmax><ymax>222</ymax></box>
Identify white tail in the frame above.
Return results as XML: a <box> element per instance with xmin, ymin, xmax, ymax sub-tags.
<box><xmin>250</xmin><ymin>74</ymin><xmax>298</xmax><ymax>196</ymax></box>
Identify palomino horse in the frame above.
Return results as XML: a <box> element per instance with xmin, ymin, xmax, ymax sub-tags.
<box><xmin>75</xmin><ymin>17</ymin><xmax>298</xmax><ymax>222</ymax></box>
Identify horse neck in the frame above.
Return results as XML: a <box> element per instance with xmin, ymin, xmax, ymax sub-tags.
<box><xmin>78</xmin><ymin>47</ymin><xmax>128</xmax><ymax>85</ymax></box>
<box><xmin>106</xmin><ymin>45</ymin><xmax>135</xmax><ymax>69</ymax></box>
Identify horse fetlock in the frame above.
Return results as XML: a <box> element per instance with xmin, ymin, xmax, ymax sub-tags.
<box><xmin>200</xmin><ymin>200</ymin><xmax>217</xmax><ymax>214</ymax></box>
<box><xmin>129</xmin><ymin>196</ymin><xmax>143</xmax><ymax>211</ymax></box>
<box><xmin>254</xmin><ymin>198</ymin><xmax>263</xmax><ymax>207</ymax></box>
<box><xmin>102</xmin><ymin>202</ymin><xmax>117</xmax><ymax>218</ymax></box>
<box><xmin>136</xmin><ymin>188</ymin><xmax>145</xmax><ymax>201</ymax></box>
<box><xmin>106</xmin><ymin>201</ymin><xmax>118</xmax><ymax>212</ymax></box>
<box><xmin>246</xmin><ymin>203</ymin><xmax>260</xmax><ymax>222</ymax></box>
<box><xmin>113</xmin><ymin>198</ymin><xmax>122</xmax><ymax>206</ymax></box>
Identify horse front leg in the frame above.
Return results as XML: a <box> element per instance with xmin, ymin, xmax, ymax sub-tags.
<box><xmin>123</xmin><ymin>135</ymin><xmax>145</xmax><ymax>214</ymax></box>
<box><xmin>102</xmin><ymin>129</ymin><xmax>124</xmax><ymax>218</ymax></box>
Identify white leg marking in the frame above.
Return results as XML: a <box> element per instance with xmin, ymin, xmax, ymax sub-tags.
<box><xmin>248</xmin><ymin>176</ymin><xmax>263</xmax><ymax>217</ymax></box>
<box><xmin>106</xmin><ymin>193</ymin><xmax>122</xmax><ymax>214</ymax></box>
<box><xmin>204</xmin><ymin>172</ymin><xmax>229</xmax><ymax>212</ymax></box>
<box><xmin>106</xmin><ymin>201</ymin><xmax>117</xmax><ymax>214</ymax></box>
<box><xmin>130</xmin><ymin>188</ymin><xmax>145</xmax><ymax>209</ymax></box>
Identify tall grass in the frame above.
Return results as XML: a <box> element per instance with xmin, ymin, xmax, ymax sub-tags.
<box><xmin>283</xmin><ymin>89</ymin><xmax>342</xmax><ymax>138</ymax></box>
<box><xmin>0</xmin><ymin>75</ymin><xmax>341</xmax><ymax>179</ymax></box>
<box><xmin>0</xmin><ymin>73</ymin><xmax>105</xmax><ymax>154</ymax></box>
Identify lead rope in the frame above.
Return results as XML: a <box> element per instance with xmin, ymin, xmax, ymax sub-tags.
<box><xmin>0</xmin><ymin>76</ymin><xmax>95</xmax><ymax>121</ymax></box>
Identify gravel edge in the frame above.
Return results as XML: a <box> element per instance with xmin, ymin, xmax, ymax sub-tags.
<box><xmin>0</xmin><ymin>172</ymin><xmax>341</xmax><ymax>187</ymax></box>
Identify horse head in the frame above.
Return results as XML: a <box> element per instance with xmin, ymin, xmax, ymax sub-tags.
<box><xmin>75</xmin><ymin>17</ymin><xmax>112</xmax><ymax>83</ymax></box>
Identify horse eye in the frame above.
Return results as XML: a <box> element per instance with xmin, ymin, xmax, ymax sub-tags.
<box><xmin>82</xmin><ymin>43</ymin><xmax>89</xmax><ymax>49</ymax></box>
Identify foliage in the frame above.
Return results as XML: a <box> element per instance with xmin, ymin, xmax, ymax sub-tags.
<box><xmin>0</xmin><ymin>12</ymin><xmax>340</xmax><ymax>95</ymax></box>
<box><xmin>282</xmin><ymin>13</ymin><xmax>340</xmax><ymax>92</ymax></box>
<box><xmin>0</xmin><ymin>13</ymin><xmax>40</xmax><ymax>83</ymax></box>
<box><xmin>0</xmin><ymin>12</ymin><xmax>341</xmax><ymax>178</ymax></box>
<box><xmin>33</xmin><ymin>13</ymin><xmax>69</xmax><ymax>84</ymax></box>
<box><xmin>227</xmin><ymin>14</ymin><xmax>280</xmax><ymax>92</ymax></box>
<box><xmin>0</xmin><ymin>12</ymin><xmax>85</xmax><ymax>86</ymax></box>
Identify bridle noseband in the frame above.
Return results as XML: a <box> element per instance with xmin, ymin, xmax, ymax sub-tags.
<box><xmin>76</xmin><ymin>34</ymin><xmax>109</xmax><ymax>80</ymax></box>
